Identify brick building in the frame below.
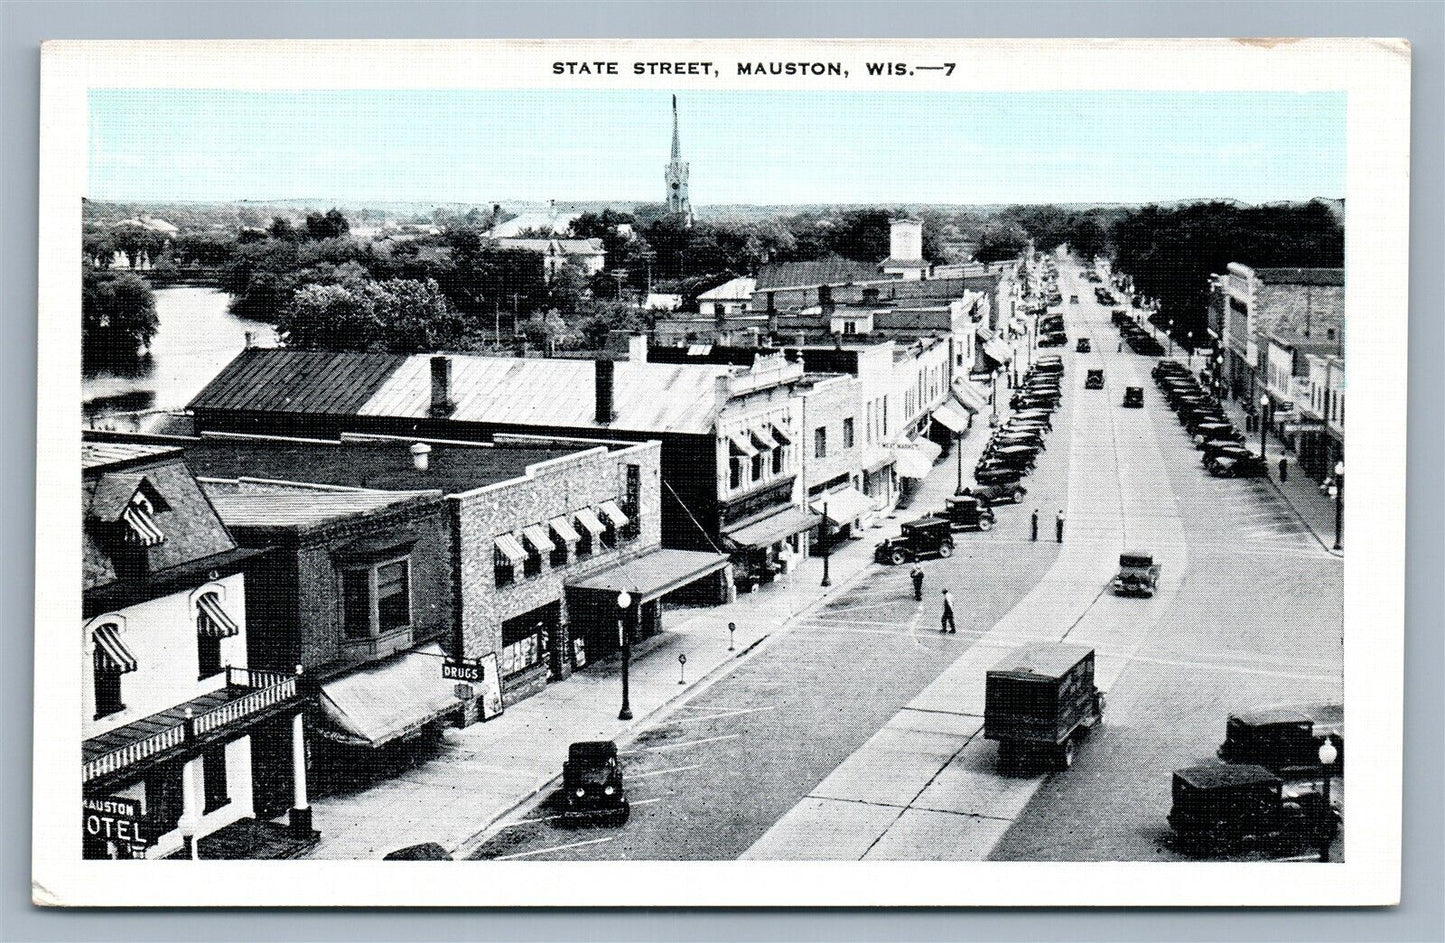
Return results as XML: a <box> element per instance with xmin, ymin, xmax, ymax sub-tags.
<box><xmin>1218</xmin><ymin>264</ymin><xmax>1344</xmax><ymax>404</ymax></box>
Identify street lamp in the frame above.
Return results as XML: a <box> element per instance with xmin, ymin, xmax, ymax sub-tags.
<box><xmin>1259</xmin><ymin>394</ymin><xmax>1270</xmax><ymax>460</ymax></box>
<box><xmin>1167</xmin><ymin>319</ymin><xmax>1174</xmax><ymax>356</ymax></box>
<box><xmin>616</xmin><ymin>590</ymin><xmax>633</xmax><ymax>721</ymax></box>
<box><xmin>1186</xmin><ymin>331</ymin><xmax>1194</xmax><ymax>366</ymax></box>
<box><xmin>955</xmin><ymin>429</ymin><xmax>965</xmax><ymax>495</ymax></box>
<box><xmin>820</xmin><ymin>501</ymin><xmax>832</xmax><ymax>587</ymax></box>
<box><xmin>1317</xmin><ymin>738</ymin><xmax>1339</xmax><ymax>861</ymax></box>
<box><xmin>1332</xmin><ymin>459</ymin><xmax>1345</xmax><ymax>550</ymax></box>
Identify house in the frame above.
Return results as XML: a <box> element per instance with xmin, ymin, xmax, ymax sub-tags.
<box><xmin>697</xmin><ymin>277</ymin><xmax>757</xmax><ymax>318</ymax></box>
<box><xmin>493</xmin><ymin>237</ymin><xmax>607</xmax><ymax>278</ymax></box>
<box><xmin>644</xmin><ymin>293</ymin><xmax>684</xmax><ymax>312</ymax></box>
<box><xmin>81</xmin><ymin>441</ymin><xmax>313</xmax><ymax>860</ymax></box>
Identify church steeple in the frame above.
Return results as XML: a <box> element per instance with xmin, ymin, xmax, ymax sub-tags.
<box><xmin>665</xmin><ymin>95</ymin><xmax>692</xmax><ymax>224</ymax></box>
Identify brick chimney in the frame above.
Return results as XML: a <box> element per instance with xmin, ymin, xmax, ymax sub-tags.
<box><xmin>595</xmin><ymin>359</ymin><xmax>615</xmax><ymax>425</ymax></box>
<box><xmin>429</xmin><ymin>356</ymin><xmax>454</xmax><ymax>418</ymax></box>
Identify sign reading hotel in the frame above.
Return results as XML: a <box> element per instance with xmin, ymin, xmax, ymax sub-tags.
<box><xmin>82</xmin><ymin>796</ymin><xmax>149</xmax><ymax>851</ymax></box>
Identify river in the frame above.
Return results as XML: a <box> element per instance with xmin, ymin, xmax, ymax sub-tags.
<box><xmin>83</xmin><ymin>286</ymin><xmax>276</xmax><ymax>424</ymax></box>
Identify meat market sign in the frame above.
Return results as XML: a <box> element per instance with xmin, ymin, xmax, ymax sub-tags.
<box><xmin>83</xmin><ymin>796</ymin><xmax>149</xmax><ymax>850</ymax></box>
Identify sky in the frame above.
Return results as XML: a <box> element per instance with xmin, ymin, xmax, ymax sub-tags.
<box><xmin>88</xmin><ymin>89</ymin><xmax>1345</xmax><ymax>207</ymax></box>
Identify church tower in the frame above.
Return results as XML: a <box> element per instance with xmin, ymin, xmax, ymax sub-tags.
<box><xmin>664</xmin><ymin>95</ymin><xmax>693</xmax><ymax>224</ymax></box>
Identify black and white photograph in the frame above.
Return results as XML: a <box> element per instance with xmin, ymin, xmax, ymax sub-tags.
<box><xmin>33</xmin><ymin>37</ymin><xmax>1409</xmax><ymax>907</ymax></box>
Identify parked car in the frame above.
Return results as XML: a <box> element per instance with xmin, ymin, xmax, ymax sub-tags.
<box><xmin>992</xmin><ymin>430</ymin><xmax>1046</xmax><ymax>451</ymax></box>
<box><xmin>984</xmin><ymin>643</ymin><xmax>1104</xmax><ymax>770</ymax></box>
<box><xmin>1076</xmin><ymin>337</ymin><xmax>1092</xmax><ymax>353</ymax></box>
<box><xmin>1123</xmin><ymin>386</ymin><xmax>1145</xmax><ymax>408</ymax></box>
<box><xmin>1085</xmin><ymin>369</ymin><xmax>1105</xmax><ymax>390</ymax></box>
<box><xmin>980</xmin><ymin>444</ymin><xmax>1038</xmax><ymax>470</ymax></box>
<box><xmin>561</xmin><ymin>740</ymin><xmax>630</xmax><ymax>825</ymax></box>
<box><xmin>874</xmin><ymin>516</ymin><xmax>955</xmax><ymax>565</ymax></box>
<box><xmin>383</xmin><ymin>842</ymin><xmax>453</xmax><ymax>861</ymax></box>
<box><xmin>959</xmin><ymin>482</ymin><xmax>1028</xmax><ymax>506</ymax></box>
<box><xmin>975</xmin><ymin>465</ymin><xmax>1028</xmax><ymax>486</ymax></box>
<box><xmin>1038</xmin><ymin>332</ymin><xmax>1068</xmax><ymax>348</ymax></box>
<box><xmin>941</xmin><ymin>495</ymin><xmax>997</xmax><ymax>532</ymax></box>
<box><xmin>1112</xmin><ymin>551</ymin><xmax>1161</xmax><ymax>597</ymax></box>
<box><xmin>1207</xmin><ymin>453</ymin><xmax>1270</xmax><ymax>478</ymax></box>
<box><xmin>1217</xmin><ymin>704</ymin><xmax>1344</xmax><ymax>777</ymax></box>
<box><xmin>1201</xmin><ymin>442</ymin><xmax>1254</xmax><ymax>465</ymax></box>
<box><xmin>1167</xmin><ymin>764</ymin><xmax>1336</xmax><ymax>855</ymax></box>
<box><xmin>1069</xmin><ymin>294</ymin><xmax>1079</xmax><ymax>304</ymax></box>
<box><xmin>1191</xmin><ymin>423</ymin><xmax>1243</xmax><ymax>445</ymax></box>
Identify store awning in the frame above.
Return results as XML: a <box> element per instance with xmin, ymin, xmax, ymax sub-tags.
<box><xmin>728</xmin><ymin>433</ymin><xmax>759</xmax><ymax>457</ymax></box>
<box><xmin>575</xmin><ymin>507</ymin><xmax>607</xmax><ymax>537</ymax></box>
<box><xmin>495</xmin><ymin>532</ymin><xmax>527</xmax><ymax>565</ymax></box>
<box><xmin>567</xmin><ymin>548</ymin><xmax>731</xmax><ymax>604</ymax></box>
<box><xmin>769</xmin><ymin>424</ymin><xmax>792</xmax><ymax>446</ymax></box>
<box><xmin>313</xmin><ymin>644</ymin><xmax>463</xmax><ymax>748</ymax></box>
<box><xmin>894</xmin><ymin>449</ymin><xmax>933</xmax><ymax>479</ymax></box>
<box><xmin>810</xmin><ymin>486</ymin><xmax>874</xmax><ymax>524</ymax></box>
<box><xmin>976</xmin><ymin>325</ymin><xmax>996</xmax><ymax>342</ymax></box>
<box><xmin>521</xmin><ymin>524</ymin><xmax>555</xmax><ymax>555</ymax></box>
<box><xmin>196</xmin><ymin>593</ymin><xmax>240</xmax><ymax>638</ymax></box>
<box><xmin>723</xmin><ymin>506</ymin><xmax>821</xmax><ymax>549</ymax></box>
<box><xmin>861</xmin><ymin>448</ymin><xmax>895</xmax><ymax>475</ymax></box>
<box><xmin>598</xmin><ymin>500</ymin><xmax>630</xmax><ymax>528</ymax></box>
<box><xmin>749</xmin><ymin>428</ymin><xmax>774</xmax><ymax>451</ymax></box>
<box><xmin>981</xmin><ymin>337</ymin><xmax>1014</xmax><ymax>366</ymax></box>
<box><xmin>549</xmin><ymin>515</ymin><xmax>581</xmax><ymax>545</ymax></box>
<box><xmin>931</xmin><ymin>402</ymin><xmax>970</xmax><ymax>435</ymax></box>
<box><xmin>92</xmin><ymin>623</ymin><xmax>138</xmax><ymax>674</ymax></box>
<box><xmin>953</xmin><ymin>380</ymin><xmax>990</xmax><ymax>414</ymax></box>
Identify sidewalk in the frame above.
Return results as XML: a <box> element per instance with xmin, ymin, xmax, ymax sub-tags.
<box><xmin>302</xmin><ymin>454</ymin><xmax>973</xmax><ymax>860</ymax></box>
<box><xmin>1214</xmin><ymin>386</ymin><xmax>1343</xmax><ymax>555</ymax></box>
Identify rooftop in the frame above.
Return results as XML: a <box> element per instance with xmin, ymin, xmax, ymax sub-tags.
<box><xmin>1250</xmin><ymin>267</ymin><xmax>1344</xmax><ymax>287</ymax></box>
<box><xmin>755</xmin><ymin>259</ymin><xmax>883</xmax><ymax>291</ymax></box>
<box><xmin>188</xmin><ymin>348</ymin><xmax>407</xmax><ymax>416</ymax></box>
<box><xmin>698</xmin><ymin>276</ymin><xmax>757</xmax><ymax>301</ymax></box>
<box><xmin>82</xmin><ymin>440</ymin><xmax>182</xmax><ymax>473</ymax></box>
<box><xmin>201</xmin><ymin>482</ymin><xmax>437</xmax><ymax>528</ymax></box>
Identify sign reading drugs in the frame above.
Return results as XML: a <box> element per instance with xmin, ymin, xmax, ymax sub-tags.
<box><xmin>441</xmin><ymin>658</ymin><xmax>484</xmax><ymax>683</ymax></box>
<box><xmin>83</xmin><ymin>796</ymin><xmax>149</xmax><ymax>850</ymax></box>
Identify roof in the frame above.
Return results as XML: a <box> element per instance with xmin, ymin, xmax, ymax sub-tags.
<box><xmin>989</xmin><ymin>643</ymin><xmax>1095</xmax><ymax>681</ymax></box>
<box><xmin>1231</xmin><ymin>703</ymin><xmax>1343</xmax><ymax>730</ymax></box>
<box><xmin>566</xmin><ymin>548</ymin><xmax>731</xmax><ymax>604</ymax></box>
<box><xmin>1173</xmin><ymin>764</ymin><xmax>1282</xmax><ymax>790</ymax></box>
<box><xmin>360</xmin><ymin>354</ymin><xmax>731</xmax><ymax>435</ymax></box>
<box><xmin>487</xmin><ymin>212</ymin><xmax>580</xmax><ymax>238</ymax></box>
<box><xmin>201</xmin><ymin>481</ymin><xmax>438</xmax><ymax>528</ymax></box>
<box><xmin>82</xmin><ymin>441</ymin><xmax>181</xmax><ymax>472</ymax></box>
<box><xmin>880</xmin><ymin>258</ymin><xmax>930</xmax><ymax>269</ymax></box>
<box><xmin>1251</xmin><ymin>268</ymin><xmax>1344</xmax><ymax>287</ymax></box>
<box><xmin>188</xmin><ymin>348</ymin><xmax>406</xmax><ymax>416</ymax></box>
<box><xmin>698</xmin><ymin>276</ymin><xmax>757</xmax><ymax>301</ymax></box>
<box><xmin>494</xmin><ymin>237</ymin><xmax>605</xmax><ymax>255</ymax></box>
<box><xmin>756</xmin><ymin>259</ymin><xmax>881</xmax><ymax>291</ymax></box>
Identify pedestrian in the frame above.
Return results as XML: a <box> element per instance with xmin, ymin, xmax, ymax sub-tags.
<box><xmin>939</xmin><ymin>589</ymin><xmax>956</xmax><ymax>634</ymax></box>
<box><xmin>1117</xmin><ymin>340</ymin><xmax>1123</xmax><ymax>353</ymax></box>
<box><xmin>910</xmin><ymin>564</ymin><xmax>925</xmax><ymax>601</ymax></box>
<box><xmin>1279</xmin><ymin>457</ymin><xmax>1288</xmax><ymax>482</ymax></box>
<box><xmin>1030</xmin><ymin>508</ymin><xmax>1039</xmax><ymax>542</ymax></box>
<box><xmin>1056</xmin><ymin>509</ymin><xmax>1065</xmax><ymax>543</ymax></box>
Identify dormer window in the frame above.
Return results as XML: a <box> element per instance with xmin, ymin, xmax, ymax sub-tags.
<box><xmin>121</xmin><ymin>492</ymin><xmax>165</xmax><ymax>547</ymax></box>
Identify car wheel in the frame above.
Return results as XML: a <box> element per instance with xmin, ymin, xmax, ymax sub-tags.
<box><xmin>938</xmin><ymin>542</ymin><xmax>954</xmax><ymax>558</ymax></box>
<box><xmin>1059</xmin><ymin>737</ymin><xmax>1076</xmax><ymax>770</ymax></box>
<box><xmin>889</xmin><ymin>550</ymin><xmax>908</xmax><ymax>566</ymax></box>
<box><xmin>1012</xmin><ymin>490</ymin><xmax>1025</xmax><ymax>503</ymax></box>
<box><xmin>978</xmin><ymin>517</ymin><xmax>993</xmax><ymax>532</ymax></box>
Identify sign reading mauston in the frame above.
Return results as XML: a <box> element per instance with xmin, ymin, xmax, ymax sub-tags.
<box><xmin>82</xmin><ymin>796</ymin><xmax>148</xmax><ymax>850</ymax></box>
<box><xmin>33</xmin><ymin>37</ymin><xmax>1408</xmax><ymax>909</ymax></box>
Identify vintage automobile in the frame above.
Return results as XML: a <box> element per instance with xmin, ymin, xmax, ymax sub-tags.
<box><xmin>991</xmin><ymin>429</ymin><xmax>1046</xmax><ymax>451</ymax></box>
<box><xmin>979</xmin><ymin>444</ymin><xmax>1038</xmax><ymax>471</ymax></box>
<box><xmin>1085</xmin><ymin>369</ymin><xmax>1105</xmax><ymax>390</ymax></box>
<box><xmin>984</xmin><ymin>643</ymin><xmax>1105</xmax><ymax>770</ymax></box>
<box><xmin>1191</xmin><ymin>423</ymin><xmax>1244</xmax><ymax>445</ymax></box>
<box><xmin>974</xmin><ymin>464</ymin><xmax>1028</xmax><ymax>486</ymax></box>
<box><xmin>1207</xmin><ymin>453</ymin><xmax>1269</xmax><ymax>478</ymax></box>
<box><xmin>1037</xmin><ymin>332</ymin><xmax>1069</xmax><ymax>348</ymax></box>
<box><xmin>959</xmin><ymin>482</ymin><xmax>1028</xmax><ymax>505</ymax></box>
<box><xmin>1076</xmin><ymin>337</ymin><xmax>1092</xmax><ymax>353</ymax></box>
<box><xmin>1011</xmin><ymin>409</ymin><xmax>1055</xmax><ymax>428</ymax></box>
<box><xmin>874</xmin><ymin>516</ymin><xmax>955</xmax><ymax>565</ymax></box>
<box><xmin>1217</xmin><ymin>704</ymin><xmax>1344</xmax><ymax>776</ymax></box>
<box><xmin>1112</xmin><ymin>309</ymin><xmax>1131</xmax><ymax>327</ymax></box>
<box><xmin>1200</xmin><ymin>442</ymin><xmax>1254</xmax><ymax>466</ymax></box>
<box><xmin>1011</xmin><ymin>394</ymin><xmax>1060</xmax><ymax>412</ymax></box>
<box><xmin>561</xmin><ymin>740</ymin><xmax>630</xmax><ymax>825</ymax></box>
<box><xmin>383</xmin><ymin>842</ymin><xmax>453</xmax><ymax>861</ymax></box>
<box><xmin>1123</xmin><ymin>386</ymin><xmax>1145</xmax><ymax>408</ymax></box>
<box><xmin>1112</xmin><ymin>551</ymin><xmax>1161</xmax><ymax>597</ymax></box>
<box><xmin>942</xmin><ymin>495</ymin><xmax>997</xmax><ymax>532</ymax></box>
<box><xmin>1167</xmin><ymin>764</ymin><xmax>1337</xmax><ymax>854</ymax></box>
<box><xmin>1069</xmin><ymin>294</ymin><xmax>1079</xmax><ymax>304</ymax></box>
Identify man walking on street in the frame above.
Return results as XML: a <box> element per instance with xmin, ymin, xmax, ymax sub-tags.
<box><xmin>910</xmin><ymin>564</ymin><xmax>925</xmax><ymax>601</ymax></box>
<box><xmin>1056</xmin><ymin>509</ymin><xmax>1065</xmax><ymax>543</ymax></box>
<box><xmin>1279</xmin><ymin>457</ymin><xmax>1288</xmax><ymax>482</ymax></box>
<box><xmin>1031</xmin><ymin>508</ymin><xmax>1039</xmax><ymax>542</ymax></box>
<box><xmin>939</xmin><ymin>589</ymin><xmax>956</xmax><ymax>634</ymax></box>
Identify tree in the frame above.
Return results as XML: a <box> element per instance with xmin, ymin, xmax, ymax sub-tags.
<box><xmin>173</xmin><ymin>232</ymin><xmax>236</xmax><ymax>267</ymax></box>
<box><xmin>276</xmin><ymin>277</ymin><xmax>457</xmax><ymax>352</ymax></box>
<box><xmin>304</xmin><ymin>208</ymin><xmax>351</xmax><ymax>241</ymax></box>
<box><xmin>82</xmin><ymin>229</ymin><xmax>117</xmax><ymax>269</ymax></box>
<box><xmin>110</xmin><ymin>224</ymin><xmax>168</xmax><ymax>269</ymax></box>
<box><xmin>267</xmin><ymin>216</ymin><xmax>298</xmax><ymax>241</ymax></box>
<box><xmin>82</xmin><ymin>269</ymin><xmax>158</xmax><ymax>370</ymax></box>
<box><xmin>974</xmin><ymin>220</ymin><xmax>1030</xmax><ymax>263</ymax></box>
<box><xmin>520</xmin><ymin>308</ymin><xmax>568</xmax><ymax>352</ymax></box>
<box><xmin>1068</xmin><ymin>217</ymin><xmax>1108</xmax><ymax>260</ymax></box>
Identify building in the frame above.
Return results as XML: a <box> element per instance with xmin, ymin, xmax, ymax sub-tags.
<box><xmin>492</xmin><ymin>237</ymin><xmax>607</xmax><ymax>278</ymax></box>
<box><xmin>880</xmin><ymin>218</ymin><xmax>930</xmax><ymax>280</ymax></box>
<box><xmin>487</xmin><ymin>200</ymin><xmax>581</xmax><ymax>239</ymax></box>
<box><xmin>664</xmin><ymin>95</ymin><xmax>692</xmax><ymax>223</ymax></box>
<box><xmin>697</xmin><ymin>276</ymin><xmax>757</xmax><ymax>318</ymax></box>
<box><xmin>1219</xmin><ymin>264</ymin><xmax>1344</xmax><ymax>403</ymax></box>
<box><xmin>1297</xmin><ymin>353</ymin><xmax>1345</xmax><ymax>483</ymax></box>
<box><xmin>81</xmin><ymin>442</ymin><xmax>312</xmax><ymax>860</ymax></box>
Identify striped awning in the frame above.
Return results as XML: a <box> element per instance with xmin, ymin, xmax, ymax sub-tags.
<box><xmin>953</xmin><ymin>380</ymin><xmax>990</xmax><ymax>414</ymax></box>
<box><xmin>598</xmin><ymin>500</ymin><xmax>630</xmax><ymax>528</ymax></box>
<box><xmin>729</xmin><ymin>433</ymin><xmax>759</xmax><ymax>457</ymax></box>
<box><xmin>121</xmin><ymin>503</ymin><xmax>165</xmax><ymax>546</ymax></box>
<box><xmin>196</xmin><ymin>593</ymin><xmax>240</xmax><ymax>638</ymax></box>
<box><xmin>495</xmin><ymin>532</ymin><xmax>527</xmax><ymax>565</ymax></box>
<box><xmin>981</xmin><ymin>337</ymin><xmax>1014</xmax><ymax>365</ymax></box>
<box><xmin>549</xmin><ymin>515</ymin><xmax>581</xmax><ymax>545</ymax></box>
<box><xmin>931</xmin><ymin>402</ymin><xmax>970</xmax><ymax>434</ymax></box>
<box><xmin>521</xmin><ymin>524</ymin><xmax>555</xmax><ymax>555</ymax></box>
<box><xmin>769</xmin><ymin>424</ymin><xmax>792</xmax><ymax>446</ymax></box>
<box><xmin>575</xmin><ymin>507</ymin><xmax>607</xmax><ymax>537</ymax></box>
<box><xmin>92</xmin><ymin>624</ymin><xmax>138</xmax><ymax>674</ymax></box>
<box><xmin>749</xmin><ymin>428</ymin><xmax>774</xmax><ymax>451</ymax></box>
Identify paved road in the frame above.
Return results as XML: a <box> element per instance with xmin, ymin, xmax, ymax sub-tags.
<box><xmin>470</xmin><ymin>257</ymin><xmax>1343</xmax><ymax>863</ymax></box>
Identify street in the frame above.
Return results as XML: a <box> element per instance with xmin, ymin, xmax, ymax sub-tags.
<box><xmin>469</xmin><ymin>258</ymin><xmax>1344</xmax><ymax>863</ymax></box>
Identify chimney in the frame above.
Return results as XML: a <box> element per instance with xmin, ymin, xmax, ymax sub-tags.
<box><xmin>628</xmin><ymin>334</ymin><xmax>649</xmax><ymax>363</ymax></box>
<box><xmin>714</xmin><ymin>374</ymin><xmax>732</xmax><ymax>411</ymax></box>
<box><xmin>429</xmin><ymin>356</ymin><xmax>454</xmax><ymax>418</ymax></box>
<box><xmin>243</xmin><ymin>331</ymin><xmax>254</xmax><ymax>349</ymax></box>
<box><xmin>595</xmin><ymin>359</ymin><xmax>615</xmax><ymax>425</ymax></box>
<box><xmin>818</xmin><ymin>284</ymin><xmax>834</xmax><ymax>316</ymax></box>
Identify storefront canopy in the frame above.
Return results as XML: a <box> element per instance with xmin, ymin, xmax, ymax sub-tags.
<box><xmin>952</xmin><ymin>379</ymin><xmax>990</xmax><ymax>414</ymax></box>
<box><xmin>567</xmin><ymin>548</ymin><xmax>731</xmax><ymax>605</ymax></box>
<box><xmin>931</xmin><ymin>401</ymin><xmax>970</xmax><ymax>435</ymax></box>
<box><xmin>314</xmin><ymin>644</ymin><xmax>463</xmax><ymax>748</ymax></box>
<box><xmin>723</xmin><ymin>506</ymin><xmax>820</xmax><ymax>549</ymax></box>
<box><xmin>809</xmin><ymin>486</ymin><xmax>874</xmax><ymax>525</ymax></box>
<box><xmin>980</xmin><ymin>336</ymin><xmax>1014</xmax><ymax>366</ymax></box>
<box><xmin>894</xmin><ymin>438</ymin><xmax>943</xmax><ymax>479</ymax></box>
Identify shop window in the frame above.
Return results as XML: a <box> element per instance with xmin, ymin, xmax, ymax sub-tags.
<box><xmin>771</xmin><ymin>446</ymin><xmax>784</xmax><ymax>474</ymax></box>
<box><xmin>814</xmin><ymin>427</ymin><xmax>827</xmax><ymax>459</ymax></box>
<box><xmin>202</xmin><ymin>747</ymin><xmax>229</xmax><ymax>813</ymax></box>
<box><xmin>501</xmin><ymin>615</ymin><xmax>548</xmax><ymax>677</ymax></box>
<box><xmin>341</xmin><ymin>557</ymin><xmax>412</xmax><ymax>638</ymax></box>
<box><xmin>843</xmin><ymin>417</ymin><xmax>855</xmax><ymax>449</ymax></box>
<box><xmin>377</xmin><ymin>561</ymin><xmax>410</xmax><ymax>631</ymax></box>
<box><xmin>601</xmin><ymin>522</ymin><xmax>618</xmax><ymax>551</ymax></box>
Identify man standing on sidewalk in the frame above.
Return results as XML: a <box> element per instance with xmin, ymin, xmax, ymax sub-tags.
<box><xmin>1279</xmin><ymin>457</ymin><xmax>1289</xmax><ymax>482</ymax></box>
<box><xmin>939</xmin><ymin>589</ymin><xmax>956</xmax><ymax>634</ymax></box>
<box><xmin>1031</xmin><ymin>508</ymin><xmax>1039</xmax><ymax>542</ymax></box>
<box><xmin>1056</xmin><ymin>509</ymin><xmax>1065</xmax><ymax>543</ymax></box>
<box><xmin>910</xmin><ymin>564</ymin><xmax>925</xmax><ymax>601</ymax></box>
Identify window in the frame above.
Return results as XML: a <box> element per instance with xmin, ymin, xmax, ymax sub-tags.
<box><xmin>377</xmin><ymin>561</ymin><xmax>410</xmax><ymax>631</ymax></box>
<box><xmin>342</xmin><ymin>558</ymin><xmax>412</xmax><ymax>637</ymax></box>
<box><xmin>575</xmin><ymin>523</ymin><xmax>594</xmax><ymax>559</ymax></box>
<box><xmin>751</xmin><ymin>453</ymin><xmax>764</xmax><ymax>482</ymax></box>
<box><xmin>494</xmin><ymin>546</ymin><xmax>515</xmax><ymax>587</ymax></box>
<box><xmin>814</xmin><ymin>427</ymin><xmax>827</xmax><ymax>459</ymax></box>
<box><xmin>145</xmin><ymin>766</ymin><xmax>184</xmax><ymax>836</ymax></box>
<box><xmin>94</xmin><ymin>668</ymin><xmax>123</xmax><ymax>719</ymax></box>
<box><xmin>202</xmin><ymin>747</ymin><xmax>229</xmax><ymax>813</ymax></box>
<box><xmin>91</xmin><ymin>622</ymin><xmax>134</xmax><ymax>719</ymax></box>
<box><xmin>549</xmin><ymin>539</ymin><xmax>568</xmax><ymax>568</ymax></box>
<box><xmin>342</xmin><ymin>570</ymin><xmax>372</xmax><ymax>639</ymax></box>
<box><xmin>729</xmin><ymin>457</ymin><xmax>742</xmax><ymax>490</ymax></box>
<box><xmin>843</xmin><ymin>418</ymin><xmax>855</xmax><ymax>449</ymax></box>
<box><xmin>197</xmin><ymin>635</ymin><xmax>222</xmax><ymax>680</ymax></box>
<box><xmin>882</xmin><ymin>397</ymin><xmax>890</xmax><ymax>436</ymax></box>
<box><xmin>842</xmin><ymin>320</ymin><xmax>857</xmax><ymax>335</ymax></box>
<box><xmin>771</xmin><ymin>446</ymin><xmax>784</xmax><ymax>474</ymax></box>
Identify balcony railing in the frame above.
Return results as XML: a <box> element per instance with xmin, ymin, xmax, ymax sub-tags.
<box><xmin>82</xmin><ymin>666</ymin><xmax>299</xmax><ymax>782</ymax></box>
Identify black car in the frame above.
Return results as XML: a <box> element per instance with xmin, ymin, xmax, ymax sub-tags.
<box><xmin>383</xmin><ymin>843</ymin><xmax>453</xmax><ymax>861</ymax></box>
<box><xmin>960</xmin><ymin>482</ymin><xmax>1029</xmax><ymax>505</ymax></box>
<box><xmin>1190</xmin><ymin>423</ymin><xmax>1243</xmax><ymax>445</ymax></box>
<box><xmin>941</xmin><ymin>495</ymin><xmax>997</xmax><ymax>532</ymax></box>
<box><xmin>1076</xmin><ymin>337</ymin><xmax>1092</xmax><ymax>353</ymax></box>
<box><xmin>975</xmin><ymin>465</ymin><xmax>1028</xmax><ymax>486</ymax></box>
<box><xmin>562</xmin><ymin>740</ymin><xmax>630</xmax><ymax>825</ymax></box>
<box><xmin>1207</xmin><ymin>453</ymin><xmax>1269</xmax><ymax>478</ymax></box>
<box><xmin>1201</xmin><ymin>442</ymin><xmax>1254</xmax><ymax>465</ymax></box>
<box><xmin>992</xmin><ymin>430</ymin><xmax>1046</xmax><ymax>451</ymax></box>
<box><xmin>1085</xmin><ymin>369</ymin><xmax>1105</xmax><ymax>390</ymax></box>
<box><xmin>1037</xmin><ymin>332</ymin><xmax>1068</xmax><ymax>348</ymax></box>
<box><xmin>875</xmin><ymin>517</ymin><xmax>955</xmax><ymax>565</ymax></box>
<box><xmin>1123</xmin><ymin>386</ymin><xmax>1145</xmax><ymax>408</ymax></box>
<box><xmin>1168</xmin><ymin>764</ymin><xmax>1336</xmax><ymax>855</ymax></box>
<box><xmin>1217</xmin><ymin>704</ymin><xmax>1344</xmax><ymax>777</ymax></box>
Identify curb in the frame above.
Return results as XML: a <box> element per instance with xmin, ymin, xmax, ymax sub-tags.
<box><xmin>1262</xmin><ymin>472</ymin><xmax>1343</xmax><ymax>558</ymax></box>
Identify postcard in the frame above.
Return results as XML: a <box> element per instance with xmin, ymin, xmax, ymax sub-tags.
<box><xmin>34</xmin><ymin>37</ymin><xmax>1408</xmax><ymax>906</ymax></box>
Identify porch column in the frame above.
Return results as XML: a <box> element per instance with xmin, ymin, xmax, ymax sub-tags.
<box><xmin>178</xmin><ymin>757</ymin><xmax>201</xmax><ymax>860</ymax></box>
<box><xmin>288</xmin><ymin>711</ymin><xmax>313</xmax><ymax>837</ymax></box>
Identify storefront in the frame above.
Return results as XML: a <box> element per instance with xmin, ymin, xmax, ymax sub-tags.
<box><xmin>808</xmin><ymin>484</ymin><xmax>876</xmax><ymax>550</ymax></box>
<box><xmin>565</xmin><ymin>548</ymin><xmax>731</xmax><ymax>660</ymax></box>
<box><xmin>723</xmin><ymin>505</ymin><xmax>819</xmax><ymax>590</ymax></box>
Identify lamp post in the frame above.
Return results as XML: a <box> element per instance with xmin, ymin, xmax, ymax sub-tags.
<box><xmin>1317</xmin><ymin>738</ymin><xmax>1339</xmax><ymax>861</ymax></box>
<box><xmin>1259</xmin><ymin>393</ymin><xmax>1270</xmax><ymax>460</ymax></box>
<box><xmin>1186</xmin><ymin>331</ymin><xmax>1194</xmax><ymax>367</ymax></box>
<box><xmin>955</xmin><ymin>430</ymin><xmax>965</xmax><ymax>495</ymax></box>
<box><xmin>1215</xmin><ymin>353</ymin><xmax>1225</xmax><ymax>397</ymax></box>
<box><xmin>992</xmin><ymin>368</ymin><xmax>1002</xmax><ymax>421</ymax></box>
<box><xmin>820</xmin><ymin>501</ymin><xmax>832</xmax><ymax>587</ymax></box>
<box><xmin>616</xmin><ymin>590</ymin><xmax>633</xmax><ymax>721</ymax></box>
<box><xmin>1332</xmin><ymin>459</ymin><xmax>1345</xmax><ymax>550</ymax></box>
<box><xmin>1167</xmin><ymin>319</ymin><xmax>1174</xmax><ymax>356</ymax></box>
